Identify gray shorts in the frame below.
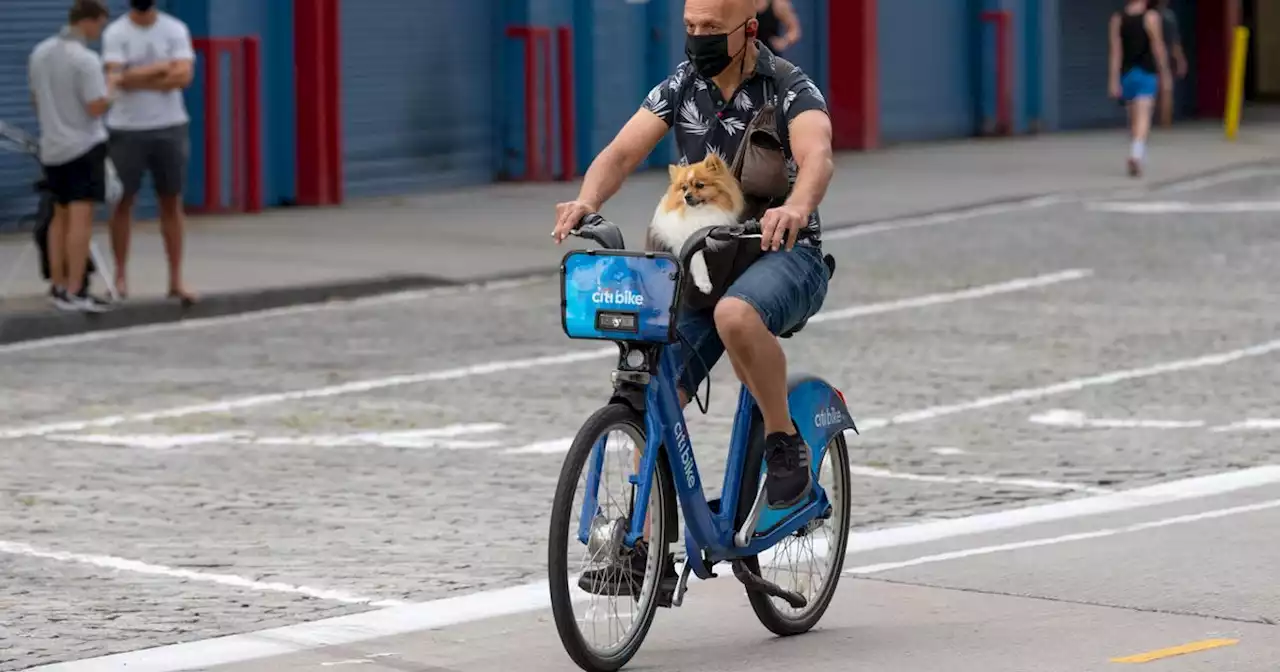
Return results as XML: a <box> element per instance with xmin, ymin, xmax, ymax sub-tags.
<box><xmin>108</xmin><ymin>123</ymin><xmax>189</xmax><ymax>198</ymax></box>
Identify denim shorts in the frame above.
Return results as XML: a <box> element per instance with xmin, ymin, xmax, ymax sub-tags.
<box><xmin>670</xmin><ymin>242</ymin><xmax>830</xmax><ymax>395</ymax></box>
<box><xmin>1121</xmin><ymin>68</ymin><xmax>1158</xmax><ymax>102</ymax></box>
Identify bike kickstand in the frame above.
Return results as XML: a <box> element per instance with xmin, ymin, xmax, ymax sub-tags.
<box><xmin>668</xmin><ymin>561</ymin><xmax>694</xmax><ymax>608</ymax></box>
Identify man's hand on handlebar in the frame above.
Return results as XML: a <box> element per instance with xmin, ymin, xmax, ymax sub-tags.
<box><xmin>553</xmin><ymin>200</ymin><xmax>599</xmax><ymax>244</ymax></box>
<box><xmin>760</xmin><ymin>204</ymin><xmax>808</xmax><ymax>251</ymax></box>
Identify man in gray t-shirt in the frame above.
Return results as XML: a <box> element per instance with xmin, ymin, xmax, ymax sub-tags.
<box><xmin>1155</xmin><ymin>0</ymin><xmax>1188</xmax><ymax>127</ymax></box>
<box><xmin>28</xmin><ymin>0</ymin><xmax>118</xmax><ymax>311</ymax></box>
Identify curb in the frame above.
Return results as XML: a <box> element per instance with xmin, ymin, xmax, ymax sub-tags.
<box><xmin>0</xmin><ymin>274</ymin><xmax>456</xmax><ymax>346</ymax></box>
<box><xmin>4</xmin><ymin>158</ymin><xmax>1277</xmax><ymax>346</ymax></box>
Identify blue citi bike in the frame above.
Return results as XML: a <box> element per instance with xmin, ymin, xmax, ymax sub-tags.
<box><xmin>548</xmin><ymin>214</ymin><xmax>859</xmax><ymax>671</ymax></box>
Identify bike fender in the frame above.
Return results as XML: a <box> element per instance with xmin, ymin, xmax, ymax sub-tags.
<box><xmin>787</xmin><ymin>375</ymin><xmax>858</xmax><ymax>452</ymax></box>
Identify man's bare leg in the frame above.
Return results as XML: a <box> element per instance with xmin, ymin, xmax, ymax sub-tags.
<box><xmin>48</xmin><ymin>204</ymin><xmax>69</xmax><ymax>295</ymax></box>
<box><xmin>715</xmin><ymin>298</ymin><xmax>809</xmax><ymax>508</ymax></box>
<box><xmin>715</xmin><ymin>298</ymin><xmax>794</xmax><ymax>434</ymax></box>
<box><xmin>158</xmin><ymin>194</ymin><xmax>196</xmax><ymax>303</ymax></box>
<box><xmin>64</xmin><ymin>201</ymin><xmax>94</xmax><ymax>296</ymax></box>
<box><xmin>108</xmin><ymin>194</ymin><xmax>133</xmax><ymax>297</ymax></box>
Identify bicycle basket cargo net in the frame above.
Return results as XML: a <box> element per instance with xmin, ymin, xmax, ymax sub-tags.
<box><xmin>560</xmin><ymin>250</ymin><xmax>682</xmax><ymax>344</ymax></box>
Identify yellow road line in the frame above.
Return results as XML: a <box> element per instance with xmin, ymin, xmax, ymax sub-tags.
<box><xmin>1110</xmin><ymin>638</ymin><xmax>1240</xmax><ymax>664</ymax></box>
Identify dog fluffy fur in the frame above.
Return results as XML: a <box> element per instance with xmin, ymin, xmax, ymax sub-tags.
<box><xmin>645</xmin><ymin>153</ymin><xmax>745</xmax><ymax>294</ymax></box>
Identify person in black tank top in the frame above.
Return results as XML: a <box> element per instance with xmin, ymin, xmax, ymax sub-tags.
<box><xmin>1108</xmin><ymin>1</ymin><xmax>1170</xmax><ymax>178</ymax></box>
<box><xmin>754</xmin><ymin>0</ymin><xmax>800</xmax><ymax>57</ymax></box>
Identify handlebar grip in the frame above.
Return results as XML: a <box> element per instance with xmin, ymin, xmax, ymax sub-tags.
<box><xmin>576</xmin><ymin>212</ymin><xmax>608</xmax><ymax>231</ymax></box>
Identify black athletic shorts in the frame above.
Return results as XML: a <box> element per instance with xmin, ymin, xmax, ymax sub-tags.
<box><xmin>43</xmin><ymin>142</ymin><xmax>108</xmax><ymax>205</ymax></box>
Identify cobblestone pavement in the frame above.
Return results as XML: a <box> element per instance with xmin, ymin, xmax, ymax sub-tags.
<box><xmin>2</xmin><ymin>172</ymin><xmax>1279</xmax><ymax>670</ymax></box>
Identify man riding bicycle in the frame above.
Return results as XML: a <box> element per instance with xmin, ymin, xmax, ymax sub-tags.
<box><xmin>552</xmin><ymin>0</ymin><xmax>836</xmax><ymax>593</ymax></box>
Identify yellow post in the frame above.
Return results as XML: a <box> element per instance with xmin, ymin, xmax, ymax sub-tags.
<box><xmin>1225</xmin><ymin>26</ymin><xmax>1250</xmax><ymax>140</ymax></box>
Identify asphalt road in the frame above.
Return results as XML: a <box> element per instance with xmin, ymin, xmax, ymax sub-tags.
<box><xmin>2</xmin><ymin>167</ymin><xmax>1279</xmax><ymax>671</ymax></box>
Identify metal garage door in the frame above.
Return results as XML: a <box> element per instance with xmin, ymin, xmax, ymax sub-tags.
<box><xmin>340</xmin><ymin>0</ymin><xmax>497</xmax><ymax>198</ymax></box>
<box><xmin>878</xmin><ymin>0</ymin><xmax>980</xmax><ymax>143</ymax></box>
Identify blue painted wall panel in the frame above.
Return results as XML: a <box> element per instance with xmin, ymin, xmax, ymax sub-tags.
<box><xmin>878</xmin><ymin>0</ymin><xmax>981</xmax><ymax>143</ymax></box>
<box><xmin>775</xmin><ymin>0</ymin><xmax>827</xmax><ymax>94</ymax></box>
<box><xmin>170</xmin><ymin>0</ymin><xmax>295</xmax><ymax>209</ymax></box>
<box><xmin>587</xmin><ymin>0</ymin><xmax>652</xmax><ymax>166</ymax></box>
<box><xmin>340</xmin><ymin>0</ymin><xmax>497</xmax><ymax>197</ymax></box>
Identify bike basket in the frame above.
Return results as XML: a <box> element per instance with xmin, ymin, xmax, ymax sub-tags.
<box><xmin>560</xmin><ymin>249</ymin><xmax>682</xmax><ymax>344</ymax></box>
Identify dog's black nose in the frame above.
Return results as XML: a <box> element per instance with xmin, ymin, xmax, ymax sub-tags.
<box><xmin>684</xmin><ymin>194</ymin><xmax>699</xmax><ymax>206</ymax></box>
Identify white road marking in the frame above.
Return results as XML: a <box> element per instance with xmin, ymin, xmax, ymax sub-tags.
<box><xmin>1028</xmin><ymin>408</ymin><xmax>1206</xmax><ymax>429</ymax></box>
<box><xmin>48</xmin><ymin>432</ymin><xmax>250</xmax><ymax>450</ymax></box>
<box><xmin>1159</xmin><ymin>167</ymin><xmax>1280</xmax><ymax>193</ymax></box>
<box><xmin>848</xmin><ymin>465</ymin><xmax>1112</xmax><ymax>494</ymax></box>
<box><xmin>0</xmin><ymin>276</ymin><xmax>548</xmax><ymax>356</ymax></box>
<box><xmin>0</xmin><ymin>541</ymin><xmax>407</xmax><ymax>608</ymax></box>
<box><xmin>504</xmin><ymin>438</ymin><xmax>575</xmax><ymax>455</ymax></box>
<box><xmin>1211</xmin><ymin>418</ymin><xmax>1280</xmax><ymax>433</ymax></box>
<box><xmin>47</xmin><ymin>424</ymin><xmax>507</xmax><ymax>451</ymax></box>
<box><xmin>853</xmin><ymin>338</ymin><xmax>1280</xmax><ymax>431</ymax></box>
<box><xmin>930</xmin><ymin>447</ymin><xmax>968</xmax><ymax>456</ymax></box>
<box><xmin>1087</xmin><ymin>200</ymin><xmax>1280</xmax><ymax>214</ymax></box>
<box><xmin>31</xmin><ymin>466</ymin><xmax>1280</xmax><ymax>672</ymax></box>
<box><xmin>808</xmin><ymin>269</ymin><xmax>1091</xmax><ymax>324</ymax></box>
<box><xmin>845</xmin><ymin>498</ymin><xmax>1280</xmax><ymax>576</ymax></box>
<box><xmin>0</xmin><ymin>269</ymin><xmax>1091</xmax><ymax>440</ymax></box>
<box><xmin>0</xmin><ymin>348</ymin><xmax>615</xmax><ymax>439</ymax></box>
<box><xmin>822</xmin><ymin>195</ymin><xmax>1064</xmax><ymax>241</ymax></box>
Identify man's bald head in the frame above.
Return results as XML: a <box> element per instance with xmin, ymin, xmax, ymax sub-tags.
<box><xmin>684</xmin><ymin>0</ymin><xmax>756</xmax><ymax>36</ymax></box>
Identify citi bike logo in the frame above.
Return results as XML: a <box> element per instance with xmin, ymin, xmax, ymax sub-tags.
<box><xmin>592</xmin><ymin>287</ymin><xmax>645</xmax><ymax>306</ymax></box>
<box><xmin>814</xmin><ymin>406</ymin><xmax>845</xmax><ymax>428</ymax></box>
<box><xmin>673</xmin><ymin>421</ymin><xmax>696</xmax><ymax>488</ymax></box>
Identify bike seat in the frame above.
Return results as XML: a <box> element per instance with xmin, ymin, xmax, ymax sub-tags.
<box><xmin>779</xmin><ymin>253</ymin><xmax>836</xmax><ymax>339</ymax></box>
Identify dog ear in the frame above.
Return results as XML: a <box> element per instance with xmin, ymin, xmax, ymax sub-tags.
<box><xmin>668</xmin><ymin>164</ymin><xmax>681</xmax><ymax>182</ymax></box>
<box><xmin>704</xmin><ymin>153</ymin><xmax>725</xmax><ymax>173</ymax></box>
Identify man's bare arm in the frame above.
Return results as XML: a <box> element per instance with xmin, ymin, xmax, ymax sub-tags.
<box><xmin>552</xmin><ymin>108</ymin><xmax>667</xmax><ymax>241</ymax></box>
<box><xmin>155</xmin><ymin>58</ymin><xmax>194</xmax><ymax>89</ymax></box>
<box><xmin>1145</xmin><ymin>11</ymin><xmax>1172</xmax><ymax>83</ymax></box>
<box><xmin>107</xmin><ymin>61</ymin><xmax>174</xmax><ymax>90</ymax></box>
<box><xmin>773</xmin><ymin>0</ymin><xmax>802</xmax><ymax>49</ymax></box>
<box><xmin>783</xmin><ymin>109</ymin><xmax>834</xmax><ymax>217</ymax></box>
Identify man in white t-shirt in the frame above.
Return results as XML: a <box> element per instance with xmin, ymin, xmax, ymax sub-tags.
<box><xmin>102</xmin><ymin>0</ymin><xmax>197</xmax><ymax>305</ymax></box>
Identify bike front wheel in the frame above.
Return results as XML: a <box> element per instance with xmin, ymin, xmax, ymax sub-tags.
<box><xmin>548</xmin><ymin>403</ymin><xmax>675</xmax><ymax>672</ymax></box>
<box><xmin>743</xmin><ymin>430</ymin><xmax>852</xmax><ymax>636</ymax></box>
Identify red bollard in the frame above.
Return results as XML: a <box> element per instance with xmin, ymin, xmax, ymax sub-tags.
<box><xmin>981</xmin><ymin>10</ymin><xmax>1013</xmax><ymax>137</ymax></box>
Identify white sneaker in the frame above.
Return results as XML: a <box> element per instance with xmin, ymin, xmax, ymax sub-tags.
<box><xmin>65</xmin><ymin>291</ymin><xmax>110</xmax><ymax>313</ymax></box>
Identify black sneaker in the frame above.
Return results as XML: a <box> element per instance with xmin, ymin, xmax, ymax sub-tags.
<box><xmin>764</xmin><ymin>432</ymin><xmax>813</xmax><ymax>509</ymax></box>
<box><xmin>48</xmin><ymin>286</ymin><xmax>77</xmax><ymax>311</ymax></box>
<box><xmin>577</xmin><ymin>539</ymin><xmax>678</xmax><ymax>603</ymax></box>
<box><xmin>74</xmin><ymin>287</ymin><xmax>113</xmax><ymax>311</ymax></box>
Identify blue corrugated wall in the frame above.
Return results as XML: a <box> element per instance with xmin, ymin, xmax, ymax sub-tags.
<box><xmin>340</xmin><ymin>0</ymin><xmax>498</xmax><ymax>197</ymax></box>
<box><xmin>878</xmin><ymin>0</ymin><xmax>982</xmax><ymax>143</ymax></box>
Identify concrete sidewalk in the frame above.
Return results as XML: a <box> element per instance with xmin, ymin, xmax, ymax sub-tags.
<box><xmin>1</xmin><ymin>120</ymin><xmax>1277</xmax><ymax>342</ymax></box>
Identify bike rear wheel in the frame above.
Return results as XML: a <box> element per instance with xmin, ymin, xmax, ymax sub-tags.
<box><xmin>548</xmin><ymin>403</ymin><xmax>675</xmax><ymax>672</ymax></box>
<box><xmin>742</xmin><ymin>431</ymin><xmax>852</xmax><ymax>636</ymax></box>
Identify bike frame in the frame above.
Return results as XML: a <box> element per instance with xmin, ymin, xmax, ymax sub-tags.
<box><xmin>578</xmin><ymin>343</ymin><xmax>832</xmax><ymax>582</ymax></box>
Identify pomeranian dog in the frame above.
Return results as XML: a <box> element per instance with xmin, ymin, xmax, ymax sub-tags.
<box><xmin>645</xmin><ymin>153</ymin><xmax>745</xmax><ymax>295</ymax></box>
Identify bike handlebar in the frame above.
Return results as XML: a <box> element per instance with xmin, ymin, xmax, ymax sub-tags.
<box><xmin>571</xmin><ymin>213</ymin><xmax>762</xmax><ymax>275</ymax></box>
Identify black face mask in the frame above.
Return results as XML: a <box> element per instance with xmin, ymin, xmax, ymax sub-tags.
<box><xmin>130</xmin><ymin>0</ymin><xmax>155</xmax><ymax>11</ymax></box>
<box><xmin>685</xmin><ymin>19</ymin><xmax>750</xmax><ymax>79</ymax></box>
